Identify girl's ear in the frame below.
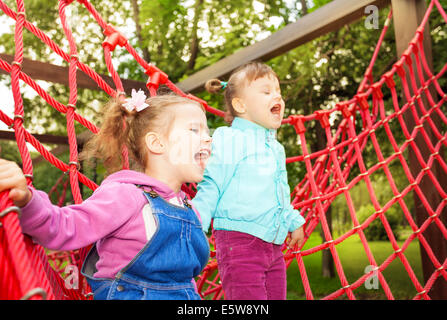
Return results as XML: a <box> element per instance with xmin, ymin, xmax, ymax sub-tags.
<box><xmin>231</xmin><ymin>97</ymin><xmax>246</xmax><ymax>114</ymax></box>
<box><xmin>144</xmin><ymin>132</ymin><xmax>165</xmax><ymax>154</ymax></box>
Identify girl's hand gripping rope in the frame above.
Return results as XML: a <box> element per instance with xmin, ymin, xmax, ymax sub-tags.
<box><xmin>286</xmin><ymin>226</ymin><xmax>304</xmax><ymax>250</ymax></box>
<box><xmin>0</xmin><ymin>158</ymin><xmax>32</xmax><ymax>207</ymax></box>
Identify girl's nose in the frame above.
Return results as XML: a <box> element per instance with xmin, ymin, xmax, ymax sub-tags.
<box><xmin>276</xmin><ymin>95</ymin><xmax>285</xmax><ymax>105</ymax></box>
<box><xmin>273</xmin><ymin>92</ymin><xmax>283</xmax><ymax>101</ymax></box>
<box><xmin>203</xmin><ymin>133</ymin><xmax>212</xmax><ymax>143</ymax></box>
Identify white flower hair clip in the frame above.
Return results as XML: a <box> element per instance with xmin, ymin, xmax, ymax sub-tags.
<box><xmin>122</xmin><ymin>89</ymin><xmax>149</xmax><ymax>112</ymax></box>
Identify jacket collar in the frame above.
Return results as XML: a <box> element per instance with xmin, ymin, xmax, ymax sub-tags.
<box><xmin>231</xmin><ymin>117</ymin><xmax>277</xmax><ymax>140</ymax></box>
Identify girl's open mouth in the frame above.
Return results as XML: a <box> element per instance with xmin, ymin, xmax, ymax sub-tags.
<box><xmin>194</xmin><ymin>149</ymin><xmax>211</xmax><ymax>170</ymax></box>
<box><xmin>270</xmin><ymin>104</ymin><xmax>282</xmax><ymax>115</ymax></box>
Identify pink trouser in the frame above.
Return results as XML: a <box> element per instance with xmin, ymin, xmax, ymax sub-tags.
<box><xmin>214</xmin><ymin>230</ymin><xmax>287</xmax><ymax>300</ymax></box>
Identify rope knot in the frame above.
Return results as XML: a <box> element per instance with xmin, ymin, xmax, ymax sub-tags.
<box><xmin>145</xmin><ymin>65</ymin><xmax>168</xmax><ymax>92</ymax></box>
<box><xmin>102</xmin><ymin>24</ymin><xmax>127</xmax><ymax>51</ymax></box>
<box><xmin>289</xmin><ymin>115</ymin><xmax>306</xmax><ymax>134</ymax></box>
<box><xmin>356</xmin><ymin>93</ymin><xmax>370</xmax><ymax>110</ymax></box>
<box><xmin>382</xmin><ymin>70</ymin><xmax>396</xmax><ymax>89</ymax></box>
<box><xmin>338</xmin><ymin>104</ymin><xmax>352</xmax><ymax>119</ymax></box>
<box><xmin>315</xmin><ymin>110</ymin><xmax>331</xmax><ymax>129</ymax></box>
<box><xmin>371</xmin><ymin>83</ymin><xmax>384</xmax><ymax>100</ymax></box>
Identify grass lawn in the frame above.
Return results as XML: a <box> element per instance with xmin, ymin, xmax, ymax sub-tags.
<box><xmin>286</xmin><ymin>230</ymin><xmax>424</xmax><ymax>300</ymax></box>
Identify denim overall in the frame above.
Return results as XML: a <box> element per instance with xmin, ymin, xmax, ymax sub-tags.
<box><xmin>81</xmin><ymin>189</ymin><xmax>210</xmax><ymax>300</ymax></box>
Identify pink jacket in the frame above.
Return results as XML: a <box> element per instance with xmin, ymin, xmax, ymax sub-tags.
<box><xmin>20</xmin><ymin>170</ymin><xmax>200</xmax><ymax>279</ymax></box>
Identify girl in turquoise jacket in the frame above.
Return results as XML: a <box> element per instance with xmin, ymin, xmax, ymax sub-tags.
<box><xmin>192</xmin><ymin>62</ymin><xmax>305</xmax><ymax>300</ymax></box>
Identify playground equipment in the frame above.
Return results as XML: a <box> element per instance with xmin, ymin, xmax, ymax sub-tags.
<box><xmin>0</xmin><ymin>0</ymin><xmax>446</xmax><ymax>300</ymax></box>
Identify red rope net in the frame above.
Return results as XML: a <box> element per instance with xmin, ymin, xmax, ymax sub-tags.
<box><xmin>0</xmin><ymin>0</ymin><xmax>446</xmax><ymax>300</ymax></box>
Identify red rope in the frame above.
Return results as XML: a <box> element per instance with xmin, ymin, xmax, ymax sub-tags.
<box><xmin>0</xmin><ymin>0</ymin><xmax>445</xmax><ymax>300</ymax></box>
<box><xmin>358</xmin><ymin>9</ymin><xmax>393</xmax><ymax>93</ymax></box>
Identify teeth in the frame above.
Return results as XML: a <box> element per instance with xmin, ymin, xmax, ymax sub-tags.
<box><xmin>195</xmin><ymin>150</ymin><xmax>210</xmax><ymax>159</ymax></box>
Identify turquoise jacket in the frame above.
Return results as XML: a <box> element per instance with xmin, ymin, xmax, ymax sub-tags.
<box><xmin>192</xmin><ymin>117</ymin><xmax>305</xmax><ymax>245</ymax></box>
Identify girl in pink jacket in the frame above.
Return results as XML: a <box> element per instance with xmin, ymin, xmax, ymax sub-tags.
<box><xmin>0</xmin><ymin>92</ymin><xmax>212</xmax><ymax>300</ymax></box>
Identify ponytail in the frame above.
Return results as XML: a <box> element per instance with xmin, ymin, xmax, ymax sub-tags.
<box><xmin>205</xmin><ymin>79</ymin><xmax>225</xmax><ymax>94</ymax></box>
<box><xmin>80</xmin><ymin>98</ymin><xmax>133</xmax><ymax>175</ymax></box>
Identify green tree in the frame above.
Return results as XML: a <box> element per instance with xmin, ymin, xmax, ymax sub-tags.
<box><xmin>357</xmin><ymin>203</ymin><xmax>402</xmax><ymax>241</ymax></box>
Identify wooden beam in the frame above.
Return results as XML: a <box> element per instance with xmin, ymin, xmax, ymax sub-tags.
<box><xmin>0</xmin><ymin>129</ymin><xmax>93</xmax><ymax>165</ymax></box>
<box><xmin>176</xmin><ymin>0</ymin><xmax>390</xmax><ymax>93</ymax></box>
<box><xmin>0</xmin><ymin>129</ymin><xmax>69</xmax><ymax>145</ymax></box>
<box><xmin>392</xmin><ymin>0</ymin><xmax>447</xmax><ymax>300</ymax></box>
<box><xmin>0</xmin><ymin>53</ymin><xmax>146</xmax><ymax>94</ymax></box>
<box><xmin>0</xmin><ymin>129</ymin><xmax>91</xmax><ymax>145</ymax></box>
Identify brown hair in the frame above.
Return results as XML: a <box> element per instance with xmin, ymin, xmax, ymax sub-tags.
<box><xmin>205</xmin><ymin>61</ymin><xmax>279</xmax><ymax>124</ymax></box>
<box><xmin>80</xmin><ymin>94</ymin><xmax>204</xmax><ymax>175</ymax></box>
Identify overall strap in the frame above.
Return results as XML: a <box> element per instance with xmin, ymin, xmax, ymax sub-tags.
<box><xmin>136</xmin><ymin>184</ymin><xmax>193</xmax><ymax>209</ymax></box>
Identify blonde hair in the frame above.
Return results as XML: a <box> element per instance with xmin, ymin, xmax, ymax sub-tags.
<box><xmin>80</xmin><ymin>94</ymin><xmax>204</xmax><ymax>175</ymax></box>
<box><xmin>205</xmin><ymin>61</ymin><xmax>279</xmax><ymax>124</ymax></box>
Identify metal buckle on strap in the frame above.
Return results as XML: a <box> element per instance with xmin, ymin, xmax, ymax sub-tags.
<box><xmin>148</xmin><ymin>190</ymin><xmax>159</xmax><ymax>198</ymax></box>
<box><xmin>135</xmin><ymin>184</ymin><xmax>159</xmax><ymax>198</ymax></box>
<box><xmin>183</xmin><ymin>197</ymin><xmax>192</xmax><ymax>209</ymax></box>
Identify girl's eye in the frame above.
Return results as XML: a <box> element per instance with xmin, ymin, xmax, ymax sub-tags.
<box><xmin>190</xmin><ymin>128</ymin><xmax>199</xmax><ymax>133</ymax></box>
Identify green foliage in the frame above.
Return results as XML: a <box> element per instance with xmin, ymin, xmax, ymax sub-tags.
<box><xmin>33</xmin><ymin>153</ymin><xmax>72</xmax><ymax>203</ymax></box>
<box><xmin>0</xmin><ymin>0</ymin><xmax>134</xmax><ymax>198</ymax></box>
<box><xmin>331</xmin><ymin>172</ymin><xmax>412</xmax><ymax>238</ymax></box>
<box><xmin>357</xmin><ymin>203</ymin><xmax>402</xmax><ymax>241</ymax></box>
<box><xmin>1</xmin><ymin>0</ymin><xmax>134</xmax><ymax>134</ymax></box>
<box><xmin>32</xmin><ymin>150</ymin><xmax>107</xmax><ymax>204</ymax></box>
<box><xmin>308</xmin><ymin>0</ymin><xmax>332</xmax><ymax>13</ymax></box>
<box><xmin>0</xmin><ymin>141</ymin><xmax>22</xmax><ymax>163</ymax></box>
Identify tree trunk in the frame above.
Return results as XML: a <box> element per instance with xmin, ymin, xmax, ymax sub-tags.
<box><xmin>187</xmin><ymin>0</ymin><xmax>204</xmax><ymax>71</ymax></box>
<box><xmin>312</xmin><ymin>121</ymin><xmax>335</xmax><ymax>278</ymax></box>
<box><xmin>321</xmin><ymin>206</ymin><xmax>335</xmax><ymax>278</ymax></box>
<box><xmin>130</xmin><ymin>0</ymin><xmax>151</xmax><ymax>63</ymax></box>
<box><xmin>299</xmin><ymin>0</ymin><xmax>308</xmax><ymax>15</ymax></box>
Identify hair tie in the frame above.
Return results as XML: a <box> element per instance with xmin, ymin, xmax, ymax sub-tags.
<box><xmin>122</xmin><ymin>89</ymin><xmax>149</xmax><ymax>112</ymax></box>
<box><xmin>220</xmin><ymin>81</ymin><xmax>228</xmax><ymax>90</ymax></box>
